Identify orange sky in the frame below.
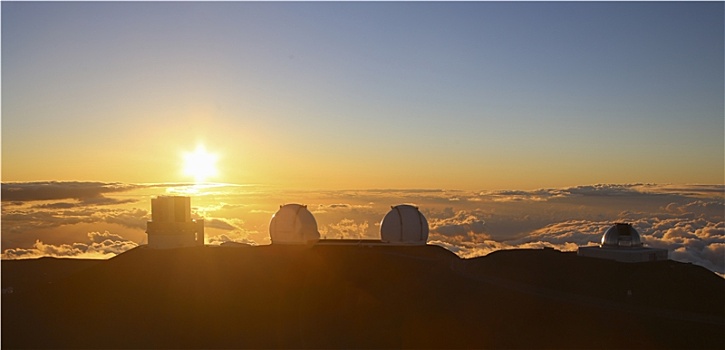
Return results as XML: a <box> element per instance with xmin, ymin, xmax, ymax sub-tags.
<box><xmin>2</xmin><ymin>2</ymin><xmax>723</xmax><ymax>190</ymax></box>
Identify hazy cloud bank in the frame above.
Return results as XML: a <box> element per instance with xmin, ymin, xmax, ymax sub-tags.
<box><xmin>2</xmin><ymin>207</ymin><xmax>148</xmax><ymax>235</ymax></box>
<box><xmin>2</xmin><ymin>182</ymin><xmax>722</xmax><ymax>276</ymax></box>
<box><xmin>2</xmin><ymin>181</ymin><xmax>139</xmax><ymax>203</ymax></box>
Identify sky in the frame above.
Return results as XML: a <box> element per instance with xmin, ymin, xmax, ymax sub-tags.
<box><xmin>2</xmin><ymin>2</ymin><xmax>723</xmax><ymax>190</ymax></box>
<box><xmin>1</xmin><ymin>3</ymin><xmax>723</xmax><ymax>276</ymax></box>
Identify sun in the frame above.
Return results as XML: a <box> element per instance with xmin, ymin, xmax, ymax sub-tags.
<box><xmin>182</xmin><ymin>145</ymin><xmax>219</xmax><ymax>183</ymax></box>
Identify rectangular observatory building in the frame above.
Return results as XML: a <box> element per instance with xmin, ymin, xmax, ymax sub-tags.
<box><xmin>146</xmin><ymin>196</ymin><xmax>204</xmax><ymax>249</ymax></box>
<box><xmin>578</xmin><ymin>246</ymin><xmax>668</xmax><ymax>263</ymax></box>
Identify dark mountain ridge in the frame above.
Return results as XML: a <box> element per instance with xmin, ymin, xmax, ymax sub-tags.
<box><xmin>3</xmin><ymin>245</ymin><xmax>723</xmax><ymax>349</ymax></box>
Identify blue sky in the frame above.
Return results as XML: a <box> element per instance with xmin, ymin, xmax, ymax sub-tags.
<box><xmin>2</xmin><ymin>2</ymin><xmax>723</xmax><ymax>189</ymax></box>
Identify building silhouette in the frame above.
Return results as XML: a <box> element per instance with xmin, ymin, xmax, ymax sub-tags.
<box><xmin>269</xmin><ymin>203</ymin><xmax>431</xmax><ymax>246</ymax></box>
<box><xmin>578</xmin><ymin>223</ymin><xmax>668</xmax><ymax>262</ymax></box>
<box><xmin>269</xmin><ymin>204</ymin><xmax>320</xmax><ymax>245</ymax></box>
<box><xmin>146</xmin><ymin>196</ymin><xmax>204</xmax><ymax>249</ymax></box>
<box><xmin>380</xmin><ymin>204</ymin><xmax>429</xmax><ymax>245</ymax></box>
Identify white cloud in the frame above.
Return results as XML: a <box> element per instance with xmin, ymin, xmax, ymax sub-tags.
<box><xmin>429</xmin><ymin>210</ymin><xmax>487</xmax><ymax>236</ymax></box>
<box><xmin>320</xmin><ymin>219</ymin><xmax>371</xmax><ymax>239</ymax></box>
<box><xmin>1</xmin><ymin>231</ymin><xmax>138</xmax><ymax>260</ymax></box>
<box><xmin>206</xmin><ymin>230</ymin><xmax>261</xmax><ymax>246</ymax></box>
<box><xmin>88</xmin><ymin>231</ymin><xmax>126</xmax><ymax>243</ymax></box>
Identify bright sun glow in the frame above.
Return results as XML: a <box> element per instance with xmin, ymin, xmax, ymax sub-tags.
<box><xmin>182</xmin><ymin>145</ymin><xmax>219</xmax><ymax>183</ymax></box>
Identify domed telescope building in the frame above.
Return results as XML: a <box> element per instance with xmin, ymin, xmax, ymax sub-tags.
<box><xmin>380</xmin><ymin>204</ymin><xmax>429</xmax><ymax>245</ymax></box>
<box><xmin>578</xmin><ymin>223</ymin><xmax>668</xmax><ymax>262</ymax></box>
<box><xmin>269</xmin><ymin>204</ymin><xmax>320</xmax><ymax>245</ymax></box>
<box><xmin>267</xmin><ymin>203</ymin><xmax>431</xmax><ymax>246</ymax></box>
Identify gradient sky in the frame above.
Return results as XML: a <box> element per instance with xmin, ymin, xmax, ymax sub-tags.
<box><xmin>3</xmin><ymin>2</ymin><xmax>723</xmax><ymax>190</ymax></box>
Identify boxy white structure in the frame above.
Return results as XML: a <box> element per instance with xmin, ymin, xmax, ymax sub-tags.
<box><xmin>146</xmin><ymin>196</ymin><xmax>204</xmax><ymax>249</ymax></box>
<box><xmin>578</xmin><ymin>223</ymin><xmax>667</xmax><ymax>262</ymax></box>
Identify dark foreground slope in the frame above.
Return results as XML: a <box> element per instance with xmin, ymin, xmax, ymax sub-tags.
<box><xmin>3</xmin><ymin>245</ymin><xmax>723</xmax><ymax>349</ymax></box>
<box><xmin>2</xmin><ymin>257</ymin><xmax>101</xmax><ymax>294</ymax></box>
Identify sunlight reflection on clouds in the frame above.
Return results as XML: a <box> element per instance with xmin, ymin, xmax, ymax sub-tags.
<box><xmin>2</xmin><ymin>182</ymin><xmax>722</xmax><ymax>276</ymax></box>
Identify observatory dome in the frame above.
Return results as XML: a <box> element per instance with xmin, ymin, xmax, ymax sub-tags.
<box><xmin>601</xmin><ymin>223</ymin><xmax>642</xmax><ymax>248</ymax></box>
<box><xmin>380</xmin><ymin>204</ymin><xmax>429</xmax><ymax>245</ymax></box>
<box><xmin>269</xmin><ymin>204</ymin><xmax>320</xmax><ymax>245</ymax></box>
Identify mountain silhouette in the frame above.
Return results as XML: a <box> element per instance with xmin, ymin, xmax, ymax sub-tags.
<box><xmin>3</xmin><ymin>245</ymin><xmax>723</xmax><ymax>349</ymax></box>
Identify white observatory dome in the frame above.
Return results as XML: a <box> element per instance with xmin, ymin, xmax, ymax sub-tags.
<box><xmin>601</xmin><ymin>223</ymin><xmax>643</xmax><ymax>248</ymax></box>
<box><xmin>380</xmin><ymin>204</ymin><xmax>429</xmax><ymax>245</ymax></box>
<box><xmin>269</xmin><ymin>204</ymin><xmax>320</xmax><ymax>245</ymax></box>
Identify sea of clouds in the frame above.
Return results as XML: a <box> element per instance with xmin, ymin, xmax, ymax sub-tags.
<box><xmin>2</xmin><ymin>182</ymin><xmax>723</xmax><ymax>277</ymax></box>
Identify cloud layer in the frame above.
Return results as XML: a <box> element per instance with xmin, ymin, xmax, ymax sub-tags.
<box><xmin>2</xmin><ymin>231</ymin><xmax>139</xmax><ymax>259</ymax></box>
<box><xmin>2</xmin><ymin>182</ymin><xmax>723</xmax><ymax>276</ymax></box>
<box><xmin>2</xmin><ymin>181</ymin><xmax>139</xmax><ymax>203</ymax></box>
